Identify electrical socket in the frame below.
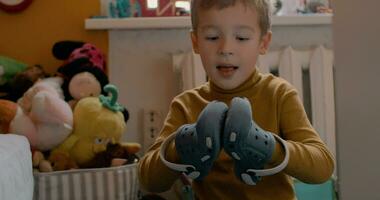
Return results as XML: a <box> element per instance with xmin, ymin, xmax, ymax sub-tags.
<box><xmin>142</xmin><ymin>109</ymin><xmax>163</xmax><ymax>153</ymax></box>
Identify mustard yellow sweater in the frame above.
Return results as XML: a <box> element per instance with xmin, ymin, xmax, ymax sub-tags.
<box><xmin>138</xmin><ymin>69</ymin><xmax>335</xmax><ymax>200</ymax></box>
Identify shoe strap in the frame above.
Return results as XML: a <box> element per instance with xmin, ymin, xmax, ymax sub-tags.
<box><xmin>160</xmin><ymin>131</ymin><xmax>200</xmax><ymax>179</ymax></box>
<box><xmin>246</xmin><ymin>134</ymin><xmax>289</xmax><ymax>176</ymax></box>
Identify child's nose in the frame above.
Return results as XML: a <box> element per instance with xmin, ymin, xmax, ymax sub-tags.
<box><xmin>218</xmin><ymin>38</ymin><xmax>234</xmax><ymax>56</ymax></box>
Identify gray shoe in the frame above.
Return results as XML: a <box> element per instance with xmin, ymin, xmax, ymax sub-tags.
<box><xmin>174</xmin><ymin>101</ymin><xmax>228</xmax><ymax>180</ymax></box>
<box><xmin>223</xmin><ymin>97</ymin><xmax>276</xmax><ymax>185</ymax></box>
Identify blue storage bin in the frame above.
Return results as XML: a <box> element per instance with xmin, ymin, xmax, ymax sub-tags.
<box><xmin>294</xmin><ymin>178</ymin><xmax>336</xmax><ymax>200</ymax></box>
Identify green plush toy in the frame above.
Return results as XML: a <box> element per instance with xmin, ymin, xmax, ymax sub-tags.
<box><xmin>0</xmin><ymin>56</ymin><xmax>28</xmax><ymax>85</ymax></box>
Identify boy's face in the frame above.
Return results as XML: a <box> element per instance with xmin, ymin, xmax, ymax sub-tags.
<box><xmin>191</xmin><ymin>2</ymin><xmax>271</xmax><ymax>90</ymax></box>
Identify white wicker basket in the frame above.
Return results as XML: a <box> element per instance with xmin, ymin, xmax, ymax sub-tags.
<box><xmin>33</xmin><ymin>163</ymin><xmax>139</xmax><ymax>200</ymax></box>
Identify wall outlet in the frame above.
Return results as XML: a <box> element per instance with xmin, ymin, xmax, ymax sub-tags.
<box><xmin>143</xmin><ymin>109</ymin><xmax>163</xmax><ymax>153</ymax></box>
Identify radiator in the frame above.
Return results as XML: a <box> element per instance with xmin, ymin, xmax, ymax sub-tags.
<box><xmin>172</xmin><ymin>45</ymin><xmax>336</xmax><ymax>157</ymax></box>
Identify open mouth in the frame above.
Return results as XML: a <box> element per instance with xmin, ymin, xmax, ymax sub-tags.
<box><xmin>216</xmin><ymin>65</ymin><xmax>238</xmax><ymax>77</ymax></box>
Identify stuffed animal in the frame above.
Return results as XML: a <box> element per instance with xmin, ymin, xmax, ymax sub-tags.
<box><xmin>0</xmin><ymin>77</ymin><xmax>73</xmax><ymax>151</ymax></box>
<box><xmin>0</xmin><ymin>55</ymin><xmax>28</xmax><ymax>86</ymax></box>
<box><xmin>57</xmin><ymin>58</ymin><xmax>109</xmax><ymax>108</ymax></box>
<box><xmin>52</xmin><ymin>40</ymin><xmax>130</xmax><ymax>122</ymax></box>
<box><xmin>81</xmin><ymin>142</ymin><xmax>140</xmax><ymax>168</ymax></box>
<box><xmin>0</xmin><ymin>56</ymin><xmax>46</xmax><ymax>102</ymax></box>
<box><xmin>32</xmin><ymin>150</ymin><xmax>78</xmax><ymax>172</ymax></box>
<box><xmin>32</xmin><ymin>142</ymin><xmax>140</xmax><ymax>172</ymax></box>
<box><xmin>0</xmin><ymin>99</ymin><xmax>18</xmax><ymax>133</ymax></box>
<box><xmin>52</xmin><ymin>41</ymin><xmax>110</xmax><ymax>109</ymax></box>
<box><xmin>0</xmin><ymin>99</ymin><xmax>37</xmax><ymax>142</ymax></box>
<box><xmin>0</xmin><ymin>65</ymin><xmax>47</xmax><ymax>102</ymax></box>
<box><xmin>52</xmin><ymin>41</ymin><xmax>106</xmax><ymax>72</ymax></box>
<box><xmin>48</xmin><ymin>84</ymin><xmax>134</xmax><ymax>171</ymax></box>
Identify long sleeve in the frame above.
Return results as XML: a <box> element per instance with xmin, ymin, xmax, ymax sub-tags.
<box><xmin>138</xmin><ymin>71</ymin><xmax>336</xmax><ymax>199</ymax></box>
<box><xmin>273</xmin><ymin>87</ymin><xmax>335</xmax><ymax>183</ymax></box>
<box><xmin>138</xmin><ymin>98</ymin><xmax>187</xmax><ymax>193</ymax></box>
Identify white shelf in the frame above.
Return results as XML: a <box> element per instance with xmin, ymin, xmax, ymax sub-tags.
<box><xmin>85</xmin><ymin>14</ymin><xmax>332</xmax><ymax>30</ymax></box>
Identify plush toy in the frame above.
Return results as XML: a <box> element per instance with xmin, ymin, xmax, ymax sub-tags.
<box><xmin>0</xmin><ymin>65</ymin><xmax>47</xmax><ymax>102</ymax></box>
<box><xmin>0</xmin><ymin>55</ymin><xmax>28</xmax><ymax>86</ymax></box>
<box><xmin>57</xmin><ymin>58</ymin><xmax>109</xmax><ymax>108</ymax></box>
<box><xmin>0</xmin><ymin>99</ymin><xmax>37</xmax><ymax>142</ymax></box>
<box><xmin>32</xmin><ymin>142</ymin><xmax>140</xmax><ymax>172</ymax></box>
<box><xmin>0</xmin><ymin>77</ymin><xmax>74</xmax><ymax>151</ymax></box>
<box><xmin>52</xmin><ymin>41</ymin><xmax>106</xmax><ymax>72</ymax></box>
<box><xmin>0</xmin><ymin>100</ymin><xmax>18</xmax><ymax>133</ymax></box>
<box><xmin>0</xmin><ymin>56</ymin><xmax>46</xmax><ymax>102</ymax></box>
<box><xmin>52</xmin><ymin>41</ymin><xmax>110</xmax><ymax>108</ymax></box>
<box><xmin>81</xmin><ymin>142</ymin><xmax>140</xmax><ymax>168</ymax></box>
<box><xmin>48</xmin><ymin>84</ymin><xmax>136</xmax><ymax>171</ymax></box>
<box><xmin>32</xmin><ymin>150</ymin><xmax>78</xmax><ymax>172</ymax></box>
<box><xmin>52</xmin><ymin>40</ymin><xmax>130</xmax><ymax>122</ymax></box>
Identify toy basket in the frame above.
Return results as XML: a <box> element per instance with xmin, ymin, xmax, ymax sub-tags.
<box><xmin>33</xmin><ymin>163</ymin><xmax>139</xmax><ymax>200</ymax></box>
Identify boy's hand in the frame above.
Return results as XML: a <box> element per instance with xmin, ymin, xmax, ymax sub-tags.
<box><xmin>223</xmin><ymin>97</ymin><xmax>276</xmax><ymax>185</ymax></box>
<box><xmin>173</xmin><ymin>101</ymin><xmax>228</xmax><ymax>180</ymax></box>
<box><xmin>160</xmin><ymin>97</ymin><xmax>288</xmax><ymax>183</ymax></box>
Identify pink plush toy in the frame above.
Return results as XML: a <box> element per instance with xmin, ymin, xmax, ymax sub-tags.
<box><xmin>9</xmin><ymin>77</ymin><xmax>74</xmax><ymax>151</ymax></box>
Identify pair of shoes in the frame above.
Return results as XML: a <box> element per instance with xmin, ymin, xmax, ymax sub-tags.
<box><xmin>160</xmin><ymin>98</ymin><xmax>289</xmax><ymax>184</ymax></box>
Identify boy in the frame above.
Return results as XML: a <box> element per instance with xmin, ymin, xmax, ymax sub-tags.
<box><xmin>138</xmin><ymin>0</ymin><xmax>335</xmax><ymax>199</ymax></box>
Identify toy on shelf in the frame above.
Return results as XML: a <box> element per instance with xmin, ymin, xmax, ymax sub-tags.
<box><xmin>139</xmin><ymin>0</ymin><xmax>190</xmax><ymax>17</ymax></box>
<box><xmin>102</xmin><ymin>0</ymin><xmax>190</xmax><ymax>18</ymax></box>
<box><xmin>109</xmin><ymin>0</ymin><xmax>142</xmax><ymax>18</ymax></box>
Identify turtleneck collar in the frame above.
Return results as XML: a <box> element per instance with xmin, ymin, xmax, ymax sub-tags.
<box><xmin>200</xmin><ymin>68</ymin><xmax>262</xmax><ymax>102</ymax></box>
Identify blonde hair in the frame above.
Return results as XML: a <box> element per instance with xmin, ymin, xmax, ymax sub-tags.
<box><xmin>191</xmin><ymin>0</ymin><xmax>272</xmax><ymax>36</ymax></box>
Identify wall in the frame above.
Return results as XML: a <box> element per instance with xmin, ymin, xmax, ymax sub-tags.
<box><xmin>334</xmin><ymin>1</ymin><xmax>380</xmax><ymax>199</ymax></box>
<box><xmin>0</xmin><ymin>0</ymin><xmax>108</xmax><ymax>74</ymax></box>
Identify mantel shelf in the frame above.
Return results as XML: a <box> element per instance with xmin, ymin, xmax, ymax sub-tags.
<box><xmin>85</xmin><ymin>14</ymin><xmax>332</xmax><ymax>30</ymax></box>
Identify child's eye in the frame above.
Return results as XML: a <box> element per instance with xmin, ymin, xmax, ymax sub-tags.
<box><xmin>205</xmin><ymin>36</ymin><xmax>219</xmax><ymax>41</ymax></box>
<box><xmin>236</xmin><ymin>37</ymin><xmax>250</xmax><ymax>41</ymax></box>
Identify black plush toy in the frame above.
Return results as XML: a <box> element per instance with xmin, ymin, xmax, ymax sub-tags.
<box><xmin>52</xmin><ymin>40</ymin><xmax>129</xmax><ymax>122</ymax></box>
<box><xmin>57</xmin><ymin>58</ymin><xmax>109</xmax><ymax>105</ymax></box>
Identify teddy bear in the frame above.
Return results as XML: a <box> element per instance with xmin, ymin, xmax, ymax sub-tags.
<box><xmin>48</xmin><ymin>84</ymin><xmax>139</xmax><ymax>171</ymax></box>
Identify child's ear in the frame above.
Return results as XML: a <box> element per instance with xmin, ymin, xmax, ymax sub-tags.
<box><xmin>259</xmin><ymin>31</ymin><xmax>272</xmax><ymax>55</ymax></box>
<box><xmin>191</xmin><ymin>31</ymin><xmax>200</xmax><ymax>54</ymax></box>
